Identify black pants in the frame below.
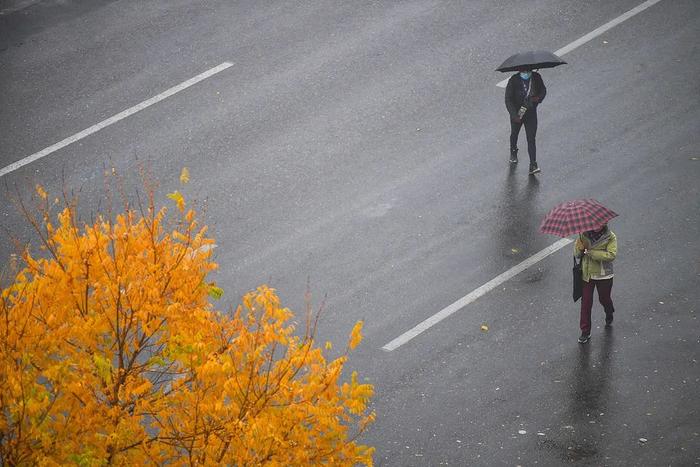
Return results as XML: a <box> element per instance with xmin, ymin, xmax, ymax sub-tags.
<box><xmin>510</xmin><ymin>111</ymin><xmax>537</xmax><ymax>164</ymax></box>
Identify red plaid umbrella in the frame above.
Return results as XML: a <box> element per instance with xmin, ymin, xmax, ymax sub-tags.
<box><xmin>540</xmin><ymin>199</ymin><xmax>618</xmax><ymax>237</ymax></box>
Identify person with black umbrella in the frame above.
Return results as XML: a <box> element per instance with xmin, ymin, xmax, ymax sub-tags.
<box><xmin>505</xmin><ymin>68</ymin><xmax>546</xmax><ymax>174</ymax></box>
<box><xmin>497</xmin><ymin>51</ymin><xmax>566</xmax><ymax>175</ymax></box>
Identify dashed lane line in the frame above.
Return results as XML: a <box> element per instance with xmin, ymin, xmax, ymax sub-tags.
<box><xmin>382</xmin><ymin>238</ymin><xmax>573</xmax><ymax>351</ymax></box>
<box><xmin>0</xmin><ymin>62</ymin><xmax>234</xmax><ymax>178</ymax></box>
<box><xmin>496</xmin><ymin>0</ymin><xmax>664</xmax><ymax>87</ymax></box>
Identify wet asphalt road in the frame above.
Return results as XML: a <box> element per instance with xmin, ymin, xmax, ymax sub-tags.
<box><xmin>1</xmin><ymin>0</ymin><xmax>699</xmax><ymax>465</ymax></box>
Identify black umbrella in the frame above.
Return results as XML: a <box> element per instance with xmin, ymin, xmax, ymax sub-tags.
<box><xmin>496</xmin><ymin>50</ymin><xmax>566</xmax><ymax>73</ymax></box>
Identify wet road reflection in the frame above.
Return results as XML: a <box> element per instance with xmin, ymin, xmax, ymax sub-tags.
<box><xmin>493</xmin><ymin>165</ymin><xmax>540</xmax><ymax>265</ymax></box>
<box><xmin>562</xmin><ymin>327</ymin><xmax>616</xmax><ymax>462</ymax></box>
<box><xmin>569</xmin><ymin>328</ymin><xmax>615</xmax><ymax>419</ymax></box>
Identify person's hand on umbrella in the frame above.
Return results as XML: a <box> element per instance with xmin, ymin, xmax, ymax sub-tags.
<box><xmin>530</xmin><ymin>95</ymin><xmax>541</xmax><ymax>103</ymax></box>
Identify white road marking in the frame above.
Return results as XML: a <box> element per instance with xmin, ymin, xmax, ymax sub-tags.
<box><xmin>0</xmin><ymin>62</ymin><xmax>234</xmax><ymax>178</ymax></box>
<box><xmin>0</xmin><ymin>0</ymin><xmax>42</xmax><ymax>16</ymax></box>
<box><xmin>381</xmin><ymin>238</ymin><xmax>573</xmax><ymax>351</ymax></box>
<box><xmin>495</xmin><ymin>0</ymin><xmax>664</xmax><ymax>87</ymax></box>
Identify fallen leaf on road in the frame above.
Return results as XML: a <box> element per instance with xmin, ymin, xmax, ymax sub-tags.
<box><xmin>180</xmin><ymin>167</ymin><xmax>190</xmax><ymax>184</ymax></box>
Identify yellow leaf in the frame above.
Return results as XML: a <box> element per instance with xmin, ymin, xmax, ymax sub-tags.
<box><xmin>35</xmin><ymin>185</ymin><xmax>47</xmax><ymax>200</ymax></box>
<box><xmin>93</xmin><ymin>354</ymin><xmax>112</xmax><ymax>383</ymax></box>
<box><xmin>208</xmin><ymin>283</ymin><xmax>224</xmax><ymax>300</ymax></box>
<box><xmin>325</xmin><ymin>341</ymin><xmax>332</xmax><ymax>350</ymax></box>
<box><xmin>167</xmin><ymin>191</ymin><xmax>185</xmax><ymax>212</ymax></box>
<box><xmin>166</xmin><ymin>191</ymin><xmax>181</xmax><ymax>202</ymax></box>
<box><xmin>179</xmin><ymin>167</ymin><xmax>190</xmax><ymax>184</ymax></box>
<box><xmin>480</xmin><ymin>324</ymin><xmax>489</xmax><ymax>332</ymax></box>
<box><xmin>348</xmin><ymin>321</ymin><xmax>363</xmax><ymax>350</ymax></box>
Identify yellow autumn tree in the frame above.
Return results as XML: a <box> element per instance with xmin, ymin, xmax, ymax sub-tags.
<box><xmin>0</xmin><ymin>182</ymin><xmax>374</xmax><ymax>466</ymax></box>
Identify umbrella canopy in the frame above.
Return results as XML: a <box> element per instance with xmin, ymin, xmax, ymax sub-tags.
<box><xmin>540</xmin><ymin>199</ymin><xmax>618</xmax><ymax>238</ymax></box>
<box><xmin>496</xmin><ymin>50</ymin><xmax>567</xmax><ymax>73</ymax></box>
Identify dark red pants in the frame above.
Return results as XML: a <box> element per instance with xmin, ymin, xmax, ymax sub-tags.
<box><xmin>580</xmin><ymin>278</ymin><xmax>614</xmax><ymax>334</ymax></box>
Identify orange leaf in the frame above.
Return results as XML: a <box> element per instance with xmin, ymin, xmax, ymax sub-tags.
<box><xmin>349</xmin><ymin>321</ymin><xmax>364</xmax><ymax>350</ymax></box>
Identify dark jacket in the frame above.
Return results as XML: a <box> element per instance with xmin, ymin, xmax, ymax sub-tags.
<box><xmin>505</xmin><ymin>72</ymin><xmax>546</xmax><ymax>119</ymax></box>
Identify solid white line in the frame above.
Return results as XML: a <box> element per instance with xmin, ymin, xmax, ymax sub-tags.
<box><xmin>382</xmin><ymin>238</ymin><xmax>573</xmax><ymax>351</ymax></box>
<box><xmin>0</xmin><ymin>0</ymin><xmax>41</xmax><ymax>16</ymax></box>
<box><xmin>0</xmin><ymin>62</ymin><xmax>234</xmax><ymax>178</ymax></box>
<box><xmin>495</xmin><ymin>0</ymin><xmax>663</xmax><ymax>87</ymax></box>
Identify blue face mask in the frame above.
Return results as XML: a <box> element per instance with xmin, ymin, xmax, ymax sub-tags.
<box><xmin>519</xmin><ymin>71</ymin><xmax>531</xmax><ymax>80</ymax></box>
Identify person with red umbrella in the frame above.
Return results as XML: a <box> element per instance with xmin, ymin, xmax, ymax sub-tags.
<box><xmin>540</xmin><ymin>199</ymin><xmax>619</xmax><ymax>344</ymax></box>
<box><xmin>574</xmin><ymin>224</ymin><xmax>617</xmax><ymax>344</ymax></box>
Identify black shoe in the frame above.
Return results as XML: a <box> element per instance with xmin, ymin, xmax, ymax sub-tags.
<box><xmin>605</xmin><ymin>314</ymin><xmax>614</xmax><ymax>326</ymax></box>
<box><xmin>528</xmin><ymin>163</ymin><xmax>541</xmax><ymax>175</ymax></box>
<box><xmin>509</xmin><ymin>149</ymin><xmax>518</xmax><ymax>164</ymax></box>
<box><xmin>578</xmin><ymin>333</ymin><xmax>591</xmax><ymax>344</ymax></box>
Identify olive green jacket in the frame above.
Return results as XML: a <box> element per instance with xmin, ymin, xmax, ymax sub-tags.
<box><xmin>574</xmin><ymin>230</ymin><xmax>617</xmax><ymax>282</ymax></box>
